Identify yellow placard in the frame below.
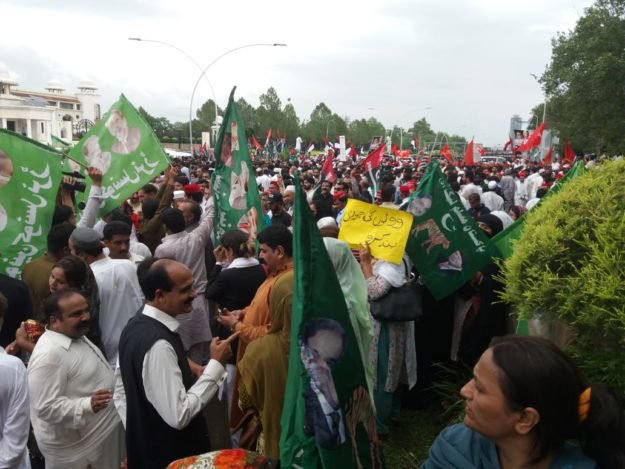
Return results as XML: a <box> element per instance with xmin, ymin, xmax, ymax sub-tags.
<box><xmin>338</xmin><ymin>198</ymin><xmax>412</xmax><ymax>264</ymax></box>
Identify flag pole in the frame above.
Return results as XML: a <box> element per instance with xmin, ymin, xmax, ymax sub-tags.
<box><xmin>61</xmin><ymin>152</ymin><xmax>89</xmax><ymax>170</ymax></box>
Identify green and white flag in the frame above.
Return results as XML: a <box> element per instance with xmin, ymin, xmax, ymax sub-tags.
<box><xmin>212</xmin><ymin>88</ymin><xmax>265</xmax><ymax>242</ymax></box>
<box><xmin>0</xmin><ymin>130</ymin><xmax>62</xmax><ymax>278</ymax></box>
<box><xmin>280</xmin><ymin>176</ymin><xmax>382</xmax><ymax>469</ymax></box>
<box><xmin>405</xmin><ymin>162</ymin><xmax>496</xmax><ymax>300</ymax></box>
<box><xmin>68</xmin><ymin>94</ymin><xmax>169</xmax><ymax>216</ymax></box>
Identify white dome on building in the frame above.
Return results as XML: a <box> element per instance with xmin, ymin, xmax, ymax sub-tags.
<box><xmin>0</xmin><ymin>62</ymin><xmax>18</xmax><ymax>85</ymax></box>
<box><xmin>78</xmin><ymin>79</ymin><xmax>97</xmax><ymax>90</ymax></box>
<box><xmin>46</xmin><ymin>79</ymin><xmax>65</xmax><ymax>91</ymax></box>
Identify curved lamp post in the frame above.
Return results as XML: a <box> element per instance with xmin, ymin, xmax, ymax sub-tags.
<box><xmin>188</xmin><ymin>43</ymin><xmax>286</xmax><ymax>153</ymax></box>
<box><xmin>128</xmin><ymin>37</ymin><xmax>220</xmax><ymax>151</ymax></box>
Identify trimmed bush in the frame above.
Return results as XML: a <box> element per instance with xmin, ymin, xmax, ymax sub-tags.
<box><xmin>500</xmin><ymin>159</ymin><xmax>625</xmax><ymax>393</ymax></box>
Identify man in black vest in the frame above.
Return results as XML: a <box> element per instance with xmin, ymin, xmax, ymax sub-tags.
<box><xmin>117</xmin><ymin>258</ymin><xmax>237</xmax><ymax>468</ymax></box>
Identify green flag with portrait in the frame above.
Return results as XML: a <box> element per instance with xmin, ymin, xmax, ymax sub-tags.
<box><xmin>67</xmin><ymin>94</ymin><xmax>169</xmax><ymax>217</ymax></box>
<box><xmin>405</xmin><ymin>162</ymin><xmax>496</xmax><ymax>300</ymax></box>
<box><xmin>0</xmin><ymin>130</ymin><xmax>62</xmax><ymax>278</ymax></box>
<box><xmin>211</xmin><ymin>87</ymin><xmax>265</xmax><ymax>242</ymax></box>
<box><xmin>279</xmin><ymin>177</ymin><xmax>382</xmax><ymax>469</ymax></box>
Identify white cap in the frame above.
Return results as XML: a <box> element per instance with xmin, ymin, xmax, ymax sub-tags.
<box><xmin>173</xmin><ymin>190</ymin><xmax>185</xmax><ymax>200</ymax></box>
<box><xmin>317</xmin><ymin>217</ymin><xmax>338</xmax><ymax>229</ymax></box>
<box><xmin>285</xmin><ymin>185</ymin><xmax>296</xmax><ymax>193</ymax></box>
<box><xmin>488</xmin><ymin>181</ymin><xmax>497</xmax><ymax>190</ymax></box>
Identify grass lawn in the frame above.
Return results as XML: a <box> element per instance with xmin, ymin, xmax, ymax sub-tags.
<box><xmin>382</xmin><ymin>405</ymin><xmax>450</xmax><ymax>468</ymax></box>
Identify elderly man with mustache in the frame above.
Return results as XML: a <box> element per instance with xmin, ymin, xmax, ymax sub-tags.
<box><xmin>28</xmin><ymin>288</ymin><xmax>126</xmax><ymax>469</ymax></box>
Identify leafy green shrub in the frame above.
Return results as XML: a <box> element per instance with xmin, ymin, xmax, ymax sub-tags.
<box><xmin>500</xmin><ymin>159</ymin><xmax>625</xmax><ymax>393</ymax></box>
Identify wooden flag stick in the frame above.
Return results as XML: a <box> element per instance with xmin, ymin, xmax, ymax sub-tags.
<box><xmin>61</xmin><ymin>152</ymin><xmax>89</xmax><ymax>170</ymax></box>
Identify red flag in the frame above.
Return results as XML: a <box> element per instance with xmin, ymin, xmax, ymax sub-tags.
<box><xmin>563</xmin><ymin>141</ymin><xmax>575</xmax><ymax>164</ymax></box>
<box><xmin>464</xmin><ymin>138</ymin><xmax>475</xmax><ymax>166</ymax></box>
<box><xmin>440</xmin><ymin>143</ymin><xmax>453</xmax><ymax>163</ymax></box>
<box><xmin>477</xmin><ymin>145</ymin><xmax>487</xmax><ymax>156</ymax></box>
<box><xmin>358</xmin><ymin>143</ymin><xmax>386</xmax><ymax>172</ymax></box>
<box><xmin>321</xmin><ymin>152</ymin><xmax>336</xmax><ymax>183</ymax></box>
<box><xmin>391</xmin><ymin>144</ymin><xmax>399</xmax><ymax>156</ymax></box>
<box><xmin>265</xmin><ymin>128</ymin><xmax>272</xmax><ymax>147</ymax></box>
<box><xmin>251</xmin><ymin>134</ymin><xmax>262</xmax><ymax>150</ymax></box>
<box><xmin>276</xmin><ymin>129</ymin><xmax>281</xmax><ymax>139</ymax></box>
<box><xmin>517</xmin><ymin>123</ymin><xmax>545</xmax><ymax>152</ymax></box>
<box><xmin>543</xmin><ymin>146</ymin><xmax>554</xmax><ymax>165</ymax></box>
<box><xmin>503</xmin><ymin>138</ymin><xmax>512</xmax><ymax>151</ymax></box>
<box><xmin>349</xmin><ymin>145</ymin><xmax>358</xmax><ymax>158</ymax></box>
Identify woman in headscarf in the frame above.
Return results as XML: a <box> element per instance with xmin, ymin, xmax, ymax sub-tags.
<box><xmin>359</xmin><ymin>244</ymin><xmax>417</xmax><ymax>438</ymax></box>
<box><xmin>322</xmin><ymin>238</ymin><xmax>374</xmax><ymax>396</ymax></box>
<box><xmin>237</xmin><ymin>271</ymin><xmax>293</xmax><ymax>459</ymax></box>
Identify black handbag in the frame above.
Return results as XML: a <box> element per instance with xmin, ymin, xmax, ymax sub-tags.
<box><xmin>369</xmin><ymin>259</ymin><xmax>423</xmax><ymax>322</ymax></box>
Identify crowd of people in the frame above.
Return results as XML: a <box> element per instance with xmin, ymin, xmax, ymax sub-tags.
<box><xmin>0</xmin><ymin>147</ymin><xmax>624</xmax><ymax>469</ymax></box>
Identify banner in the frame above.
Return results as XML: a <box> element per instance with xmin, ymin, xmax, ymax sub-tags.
<box><xmin>338</xmin><ymin>198</ymin><xmax>412</xmax><ymax>264</ymax></box>
<box><xmin>211</xmin><ymin>87</ymin><xmax>265</xmax><ymax>242</ymax></box>
<box><xmin>68</xmin><ymin>94</ymin><xmax>170</xmax><ymax>216</ymax></box>
<box><xmin>0</xmin><ymin>130</ymin><xmax>62</xmax><ymax>278</ymax></box>
<box><xmin>280</xmin><ymin>177</ymin><xmax>381</xmax><ymax>469</ymax></box>
<box><xmin>405</xmin><ymin>162</ymin><xmax>495</xmax><ymax>300</ymax></box>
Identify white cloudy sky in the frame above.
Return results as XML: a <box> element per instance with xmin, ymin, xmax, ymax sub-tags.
<box><xmin>0</xmin><ymin>0</ymin><xmax>592</xmax><ymax>145</ymax></box>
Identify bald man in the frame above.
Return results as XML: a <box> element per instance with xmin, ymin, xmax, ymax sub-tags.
<box><xmin>115</xmin><ymin>259</ymin><xmax>236</xmax><ymax>469</ymax></box>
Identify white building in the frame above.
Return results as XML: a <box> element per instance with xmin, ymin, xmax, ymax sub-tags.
<box><xmin>0</xmin><ymin>63</ymin><xmax>101</xmax><ymax>145</ymax></box>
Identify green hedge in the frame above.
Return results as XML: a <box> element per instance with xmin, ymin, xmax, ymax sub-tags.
<box><xmin>500</xmin><ymin>159</ymin><xmax>625</xmax><ymax>393</ymax></box>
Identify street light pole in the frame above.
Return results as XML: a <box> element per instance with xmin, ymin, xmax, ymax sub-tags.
<box><xmin>530</xmin><ymin>73</ymin><xmax>546</xmax><ymax>124</ymax></box>
<box><xmin>188</xmin><ymin>43</ymin><xmax>286</xmax><ymax>154</ymax></box>
<box><xmin>128</xmin><ymin>37</ymin><xmax>219</xmax><ymax>151</ymax></box>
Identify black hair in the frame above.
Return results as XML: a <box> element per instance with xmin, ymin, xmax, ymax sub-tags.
<box><xmin>109</xmin><ymin>209</ymin><xmax>133</xmax><ymax>228</ymax></box>
<box><xmin>490</xmin><ymin>336</ymin><xmax>625</xmax><ymax>468</ymax></box>
<box><xmin>468</xmin><ymin>192</ymin><xmax>481</xmax><ymax>203</ymax></box>
<box><xmin>175</xmin><ymin>176</ymin><xmax>190</xmax><ymax>186</ymax></box>
<box><xmin>138</xmin><ymin>258</ymin><xmax>173</xmax><ymax>301</ymax></box>
<box><xmin>52</xmin><ymin>205</ymin><xmax>74</xmax><ymax>226</ymax></box>
<box><xmin>380</xmin><ymin>183</ymin><xmax>395</xmax><ymax>202</ymax></box>
<box><xmin>220</xmin><ymin>230</ymin><xmax>255</xmax><ymax>258</ymax></box>
<box><xmin>161</xmin><ymin>208</ymin><xmax>186</xmax><ymax>234</ymax></box>
<box><xmin>257</xmin><ymin>224</ymin><xmax>293</xmax><ymax>257</ymax></box>
<box><xmin>53</xmin><ymin>255</ymin><xmax>89</xmax><ymax>289</ymax></box>
<box><xmin>43</xmin><ymin>287</ymin><xmax>85</xmax><ymax>321</ymax></box>
<box><xmin>0</xmin><ymin>292</ymin><xmax>7</xmax><ymax>321</ymax></box>
<box><xmin>536</xmin><ymin>188</ymin><xmax>548</xmax><ymax>198</ymax></box>
<box><xmin>142</xmin><ymin>199</ymin><xmax>159</xmax><ymax>220</ymax></box>
<box><xmin>181</xmin><ymin>201</ymin><xmax>202</xmax><ymax>224</ymax></box>
<box><xmin>300</xmin><ymin>318</ymin><xmax>346</xmax><ymax>363</ymax></box>
<box><xmin>141</xmin><ymin>183</ymin><xmax>158</xmax><ymax>195</ymax></box>
<box><xmin>103</xmin><ymin>220</ymin><xmax>131</xmax><ymax>240</ymax></box>
<box><xmin>47</xmin><ymin>223</ymin><xmax>75</xmax><ymax>256</ymax></box>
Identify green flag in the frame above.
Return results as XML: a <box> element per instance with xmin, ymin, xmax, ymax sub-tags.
<box><xmin>490</xmin><ymin>161</ymin><xmax>586</xmax><ymax>260</ymax></box>
<box><xmin>211</xmin><ymin>88</ymin><xmax>265</xmax><ymax>242</ymax></box>
<box><xmin>67</xmin><ymin>94</ymin><xmax>170</xmax><ymax>217</ymax></box>
<box><xmin>405</xmin><ymin>162</ymin><xmax>495</xmax><ymax>300</ymax></box>
<box><xmin>51</xmin><ymin>135</ymin><xmax>71</xmax><ymax>151</ymax></box>
<box><xmin>0</xmin><ymin>130</ymin><xmax>62</xmax><ymax>278</ymax></box>
<box><xmin>280</xmin><ymin>177</ymin><xmax>382</xmax><ymax>469</ymax></box>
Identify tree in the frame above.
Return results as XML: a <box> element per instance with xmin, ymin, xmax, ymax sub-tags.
<box><xmin>282</xmin><ymin>99</ymin><xmax>300</xmax><ymax>144</ymax></box>
<box><xmin>257</xmin><ymin>87</ymin><xmax>285</xmax><ymax>136</ymax></box>
<box><xmin>236</xmin><ymin>97</ymin><xmax>260</xmax><ymax>137</ymax></box>
<box><xmin>501</xmin><ymin>159</ymin><xmax>625</xmax><ymax>394</ymax></box>
<box><xmin>540</xmin><ymin>0</ymin><xmax>625</xmax><ymax>154</ymax></box>
<box><xmin>195</xmin><ymin>99</ymin><xmax>223</xmax><ymax>132</ymax></box>
<box><xmin>138</xmin><ymin>106</ymin><xmax>173</xmax><ymax>140</ymax></box>
<box><xmin>303</xmin><ymin>102</ymin><xmax>333</xmax><ymax>141</ymax></box>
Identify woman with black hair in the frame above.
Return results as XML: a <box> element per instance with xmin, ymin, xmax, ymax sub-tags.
<box><xmin>423</xmin><ymin>335</ymin><xmax>625</xmax><ymax>468</ymax></box>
